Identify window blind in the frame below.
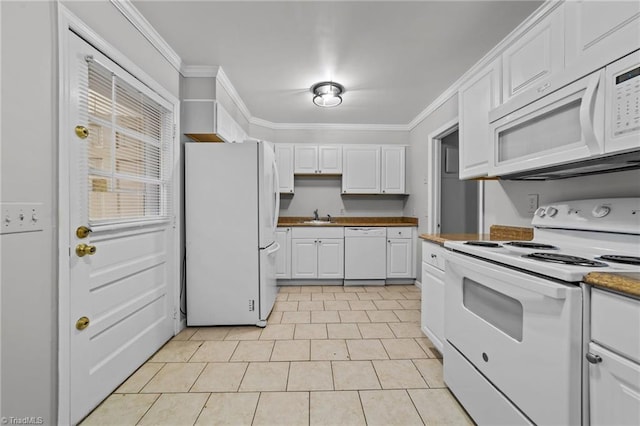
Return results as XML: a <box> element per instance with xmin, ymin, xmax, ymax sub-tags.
<box><xmin>80</xmin><ymin>56</ymin><xmax>174</xmax><ymax>227</ymax></box>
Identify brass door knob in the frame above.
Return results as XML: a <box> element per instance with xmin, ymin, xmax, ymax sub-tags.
<box><xmin>76</xmin><ymin>316</ymin><xmax>90</xmax><ymax>330</ymax></box>
<box><xmin>76</xmin><ymin>243</ymin><xmax>97</xmax><ymax>257</ymax></box>
<box><xmin>75</xmin><ymin>125</ymin><xmax>89</xmax><ymax>139</ymax></box>
<box><xmin>76</xmin><ymin>226</ymin><xmax>92</xmax><ymax>239</ymax></box>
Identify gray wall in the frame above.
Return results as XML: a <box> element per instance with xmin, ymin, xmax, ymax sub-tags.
<box><xmin>0</xmin><ymin>1</ymin><xmax>180</xmax><ymax>423</ymax></box>
<box><xmin>268</xmin><ymin>128</ymin><xmax>410</xmax><ymax>217</ymax></box>
<box><xmin>484</xmin><ymin>170</ymin><xmax>640</xmax><ymax>228</ymax></box>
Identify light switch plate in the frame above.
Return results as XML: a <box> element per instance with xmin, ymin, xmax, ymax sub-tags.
<box><xmin>1</xmin><ymin>202</ymin><xmax>44</xmax><ymax>234</ymax></box>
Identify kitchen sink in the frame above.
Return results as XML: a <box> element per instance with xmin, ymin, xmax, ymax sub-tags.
<box><xmin>301</xmin><ymin>220</ymin><xmax>334</xmax><ymax>225</ymax></box>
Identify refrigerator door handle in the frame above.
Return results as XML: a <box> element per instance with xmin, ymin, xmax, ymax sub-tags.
<box><xmin>272</xmin><ymin>155</ymin><xmax>280</xmax><ymax>232</ymax></box>
<box><xmin>265</xmin><ymin>241</ymin><xmax>281</xmax><ymax>255</ymax></box>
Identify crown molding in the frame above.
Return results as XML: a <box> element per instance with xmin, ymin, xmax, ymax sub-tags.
<box><xmin>180</xmin><ymin>65</ymin><xmax>220</xmax><ymax>78</ymax></box>
<box><xmin>215</xmin><ymin>67</ymin><xmax>253</xmax><ymax>123</ymax></box>
<box><xmin>109</xmin><ymin>0</ymin><xmax>182</xmax><ymax>71</ymax></box>
<box><xmin>250</xmin><ymin>117</ymin><xmax>410</xmax><ymax>132</ymax></box>
<box><xmin>408</xmin><ymin>0</ymin><xmax>560</xmax><ymax>130</ymax></box>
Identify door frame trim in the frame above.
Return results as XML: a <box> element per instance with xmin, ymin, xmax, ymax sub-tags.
<box><xmin>427</xmin><ymin>118</ymin><xmax>485</xmax><ymax>234</ymax></box>
<box><xmin>57</xmin><ymin>6</ymin><xmax>181</xmax><ymax>424</ymax></box>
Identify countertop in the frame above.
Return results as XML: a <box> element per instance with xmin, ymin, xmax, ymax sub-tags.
<box><xmin>419</xmin><ymin>225</ymin><xmax>534</xmax><ymax>246</ymax></box>
<box><xmin>583</xmin><ymin>272</ymin><xmax>640</xmax><ymax>298</ymax></box>
<box><xmin>278</xmin><ymin>216</ymin><xmax>418</xmax><ymax>227</ymax></box>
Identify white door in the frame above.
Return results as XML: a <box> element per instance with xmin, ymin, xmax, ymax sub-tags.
<box><xmin>294</xmin><ymin>145</ymin><xmax>319</xmax><ymax>174</ymax></box>
<box><xmin>317</xmin><ymin>239</ymin><xmax>344</xmax><ymax>279</ymax></box>
<box><xmin>381</xmin><ymin>146</ymin><xmax>405</xmax><ymax>194</ymax></box>
<box><xmin>275</xmin><ymin>144</ymin><xmax>295</xmax><ymax>193</ymax></box>
<box><xmin>318</xmin><ymin>145</ymin><xmax>343</xmax><ymax>174</ymax></box>
<box><xmin>275</xmin><ymin>228</ymin><xmax>291</xmax><ymax>279</ymax></box>
<box><xmin>458</xmin><ymin>58</ymin><xmax>501</xmax><ymax>179</ymax></box>
<box><xmin>291</xmin><ymin>239</ymin><xmax>318</xmax><ymax>278</ymax></box>
<box><xmin>65</xmin><ymin>33</ymin><xmax>175</xmax><ymax>424</ymax></box>
<box><xmin>342</xmin><ymin>146</ymin><xmax>381</xmax><ymax>194</ymax></box>
<box><xmin>386</xmin><ymin>239</ymin><xmax>411</xmax><ymax>278</ymax></box>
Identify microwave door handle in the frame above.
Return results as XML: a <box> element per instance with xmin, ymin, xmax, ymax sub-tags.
<box><xmin>579</xmin><ymin>71</ymin><xmax>603</xmax><ymax>153</ymax></box>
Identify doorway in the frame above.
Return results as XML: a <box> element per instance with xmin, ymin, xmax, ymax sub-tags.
<box><xmin>427</xmin><ymin>119</ymin><xmax>483</xmax><ymax>235</ymax></box>
<box><xmin>439</xmin><ymin>130</ymin><xmax>478</xmax><ymax>233</ymax></box>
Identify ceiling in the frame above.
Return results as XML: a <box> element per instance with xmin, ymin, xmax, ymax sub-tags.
<box><xmin>132</xmin><ymin>0</ymin><xmax>543</xmax><ymax>126</ymax></box>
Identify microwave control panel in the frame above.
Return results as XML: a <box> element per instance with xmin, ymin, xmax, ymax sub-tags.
<box><xmin>613</xmin><ymin>65</ymin><xmax>640</xmax><ymax>136</ymax></box>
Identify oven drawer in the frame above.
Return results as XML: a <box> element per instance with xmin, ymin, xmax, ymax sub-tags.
<box><xmin>444</xmin><ymin>342</ymin><xmax>532</xmax><ymax>426</ymax></box>
<box><xmin>444</xmin><ymin>250</ymin><xmax>583</xmax><ymax>425</ymax></box>
<box><xmin>591</xmin><ymin>288</ymin><xmax>640</xmax><ymax>364</ymax></box>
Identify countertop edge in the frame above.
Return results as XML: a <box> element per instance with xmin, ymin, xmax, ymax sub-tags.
<box><xmin>583</xmin><ymin>272</ymin><xmax>640</xmax><ymax>298</ymax></box>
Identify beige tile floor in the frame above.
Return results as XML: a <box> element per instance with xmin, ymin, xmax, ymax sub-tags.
<box><xmin>81</xmin><ymin>285</ymin><xmax>473</xmax><ymax>426</ymax></box>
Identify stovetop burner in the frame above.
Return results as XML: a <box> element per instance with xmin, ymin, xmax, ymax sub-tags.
<box><xmin>464</xmin><ymin>241</ymin><xmax>502</xmax><ymax>248</ymax></box>
<box><xmin>596</xmin><ymin>255</ymin><xmax>640</xmax><ymax>266</ymax></box>
<box><xmin>523</xmin><ymin>252</ymin><xmax>609</xmax><ymax>267</ymax></box>
<box><xmin>505</xmin><ymin>242</ymin><xmax>558</xmax><ymax>250</ymax></box>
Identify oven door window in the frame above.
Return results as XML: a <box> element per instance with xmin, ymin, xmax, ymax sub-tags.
<box><xmin>463</xmin><ymin>278</ymin><xmax>523</xmax><ymax>341</ymax></box>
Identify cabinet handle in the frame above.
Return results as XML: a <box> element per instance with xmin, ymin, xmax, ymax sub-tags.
<box><xmin>382</xmin><ymin>190</ymin><xmax>386</xmax><ymax>193</ymax></box>
<box><xmin>586</xmin><ymin>353</ymin><xmax>602</xmax><ymax>364</ymax></box>
<box><xmin>290</xmin><ymin>189</ymin><xmax>293</xmax><ymax>193</ymax></box>
<box><xmin>537</xmin><ymin>82</ymin><xmax>550</xmax><ymax>93</ymax></box>
<box><xmin>431</xmin><ymin>254</ymin><xmax>437</xmax><ymax>258</ymax></box>
<box><xmin>388</xmin><ymin>240</ymin><xmax>391</xmax><ymax>243</ymax></box>
<box><xmin>318</xmin><ymin>240</ymin><xmax>322</xmax><ymax>244</ymax></box>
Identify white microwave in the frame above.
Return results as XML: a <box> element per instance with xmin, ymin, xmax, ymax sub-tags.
<box><xmin>488</xmin><ymin>50</ymin><xmax>640</xmax><ymax>178</ymax></box>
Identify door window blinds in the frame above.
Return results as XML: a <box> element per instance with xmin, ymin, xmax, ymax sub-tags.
<box><xmin>79</xmin><ymin>56</ymin><xmax>174</xmax><ymax>226</ymax></box>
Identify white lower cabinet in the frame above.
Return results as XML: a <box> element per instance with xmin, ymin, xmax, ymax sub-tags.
<box><xmin>588</xmin><ymin>288</ymin><xmax>640</xmax><ymax>426</ymax></box>
<box><xmin>275</xmin><ymin>227</ymin><xmax>291</xmax><ymax>279</ymax></box>
<box><xmin>421</xmin><ymin>241</ymin><xmax>446</xmax><ymax>353</ymax></box>
<box><xmin>290</xmin><ymin>227</ymin><xmax>345</xmax><ymax>279</ymax></box>
<box><xmin>387</xmin><ymin>227</ymin><xmax>416</xmax><ymax>278</ymax></box>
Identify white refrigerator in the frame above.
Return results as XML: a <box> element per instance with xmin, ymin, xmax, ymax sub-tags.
<box><xmin>185</xmin><ymin>140</ymin><xmax>280</xmax><ymax>326</ymax></box>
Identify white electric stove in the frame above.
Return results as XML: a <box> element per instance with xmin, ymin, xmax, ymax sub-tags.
<box><xmin>442</xmin><ymin>198</ymin><xmax>640</xmax><ymax>426</ymax></box>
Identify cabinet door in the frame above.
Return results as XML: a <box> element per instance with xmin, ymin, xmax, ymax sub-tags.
<box><xmin>458</xmin><ymin>58</ymin><xmax>501</xmax><ymax>179</ymax></box>
<box><xmin>342</xmin><ymin>145</ymin><xmax>381</xmax><ymax>193</ymax></box>
<box><xmin>387</xmin><ymin>239</ymin><xmax>411</xmax><ymax>278</ymax></box>
<box><xmin>291</xmin><ymin>239</ymin><xmax>318</xmax><ymax>279</ymax></box>
<box><xmin>502</xmin><ymin>4</ymin><xmax>564</xmax><ymax>102</ymax></box>
<box><xmin>422</xmin><ymin>263</ymin><xmax>445</xmax><ymax>352</ymax></box>
<box><xmin>294</xmin><ymin>145</ymin><xmax>319</xmax><ymax>174</ymax></box>
<box><xmin>381</xmin><ymin>146</ymin><xmax>406</xmax><ymax>194</ymax></box>
<box><xmin>565</xmin><ymin>1</ymin><xmax>640</xmax><ymax>77</ymax></box>
<box><xmin>275</xmin><ymin>228</ymin><xmax>291</xmax><ymax>279</ymax></box>
<box><xmin>317</xmin><ymin>239</ymin><xmax>344</xmax><ymax>279</ymax></box>
<box><xmin>275</xmin><ymin>144</ymin><xmax>294</xmax><ymax>193</ymax></box>
<box><xmin>589</xmin><ymin>342</ymin><xmax>640</xmax><ymax>426</ymax></box>
<box><xmin>318</xmin><ymin>145</ymin><xmax>343</xmax><ymax>174</ymax></box>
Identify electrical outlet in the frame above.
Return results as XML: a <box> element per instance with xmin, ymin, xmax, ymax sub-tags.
<box><xmin>526</xmin><ymin>194</ymin><xmax>539</xmax><ymax>214</ymax></box>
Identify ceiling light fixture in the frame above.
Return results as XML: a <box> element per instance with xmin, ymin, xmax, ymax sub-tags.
<box><xmin>311</xmin><ymin>81</ymin><xmax>345</xmax><ymax>108</ymax></box>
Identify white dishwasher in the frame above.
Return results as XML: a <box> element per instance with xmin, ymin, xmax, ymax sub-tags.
<box><xmin>344</xmin><ymin>227</ymin><xmax>386</xmax><ymax>285</ymax></box>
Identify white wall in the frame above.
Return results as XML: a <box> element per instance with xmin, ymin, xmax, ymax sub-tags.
<box><xmin>271</xmin><ymin>128</ymin><xmax>410</xmax><ymax>217</ymax></box>
<box><xmin>484</xmin><ymin>169</ymin><xmax>640</xmax><ymax>228</ymax></box>
<box><xmin>0</xmin><ymin>1</ymin><xmax>180</xmax><ymax>422</ymax></box>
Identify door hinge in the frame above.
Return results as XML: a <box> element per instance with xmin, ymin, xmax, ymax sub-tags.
<box><xmin>249</xmin><ymin>300</ymin><xmax>255</xmax><ymax>311</ymax></box>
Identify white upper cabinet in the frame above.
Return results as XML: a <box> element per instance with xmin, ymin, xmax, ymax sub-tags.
<box><xmin>183</xmin><ymin>100</ymin><xmax>246</xmax><ymax>143</ymax></box>
<box><xmin>381</xmin><ymin>146</ymin><xmax>406</xmax><ymax>194</ymax></box>
<box><xmin>318</xmin><ymin>146</ymin><xmax>343</xmax><ymax>174</ymax></box>
<box><xmin>275</xmin><ymin>144</ymin><xmax>294</xmax><ymax>193</ymax></box>
<box><xmin>294</xmin><ymin>145</ymin><xmax>342</xmax><ymax>174</ymax></box>
<box><xmin>342</xmin><ymin>145</ymin><xmax>382</xmax><ymax>194</ymax></box>
<box><xmin>565</xmin><ymin>0</ymin><xmax>640</xmax><ymax>77</ymax></box>
<box><xmin>458</xmin><ymin>58</ymin><xmax>502</xmax><ymax>179</ymax></box>
<box><xmin>502</xmin><ymin>4</ymin><xmax>565</xmax><ymax>103</ymax></box>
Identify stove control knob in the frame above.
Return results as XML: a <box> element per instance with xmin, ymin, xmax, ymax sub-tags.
<box><xmin>592</xmin><ymin>205</ymin><xmax>611</xmax><ymax>218</ymax></box>
<box><xmin>534</xmin><ymin>207</ymin><xmax>546</xmax><ymax>217</ymax></box>
<box><xmin>545</xmin><ymin>207</ymin><xmax>558</xmax><ymax>217</ymax></box>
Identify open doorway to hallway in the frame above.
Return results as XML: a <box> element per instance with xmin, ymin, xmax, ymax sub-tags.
<box><xmin>439</xmin><ymin>130</ymin><xmax>478</xmax><ymax>234</ymax></box>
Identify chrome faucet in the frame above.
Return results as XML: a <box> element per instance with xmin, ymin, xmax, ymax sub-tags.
<box><xmin>313</xmin><ymin>209</ymin><xmax>319</xmax><ymax>221</ymax></box>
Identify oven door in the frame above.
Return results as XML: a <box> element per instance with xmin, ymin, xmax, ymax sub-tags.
<box><xmin>444</xmin><ymin>250</ymin><xmax>583</xmax><ymax>425</ymax></box>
